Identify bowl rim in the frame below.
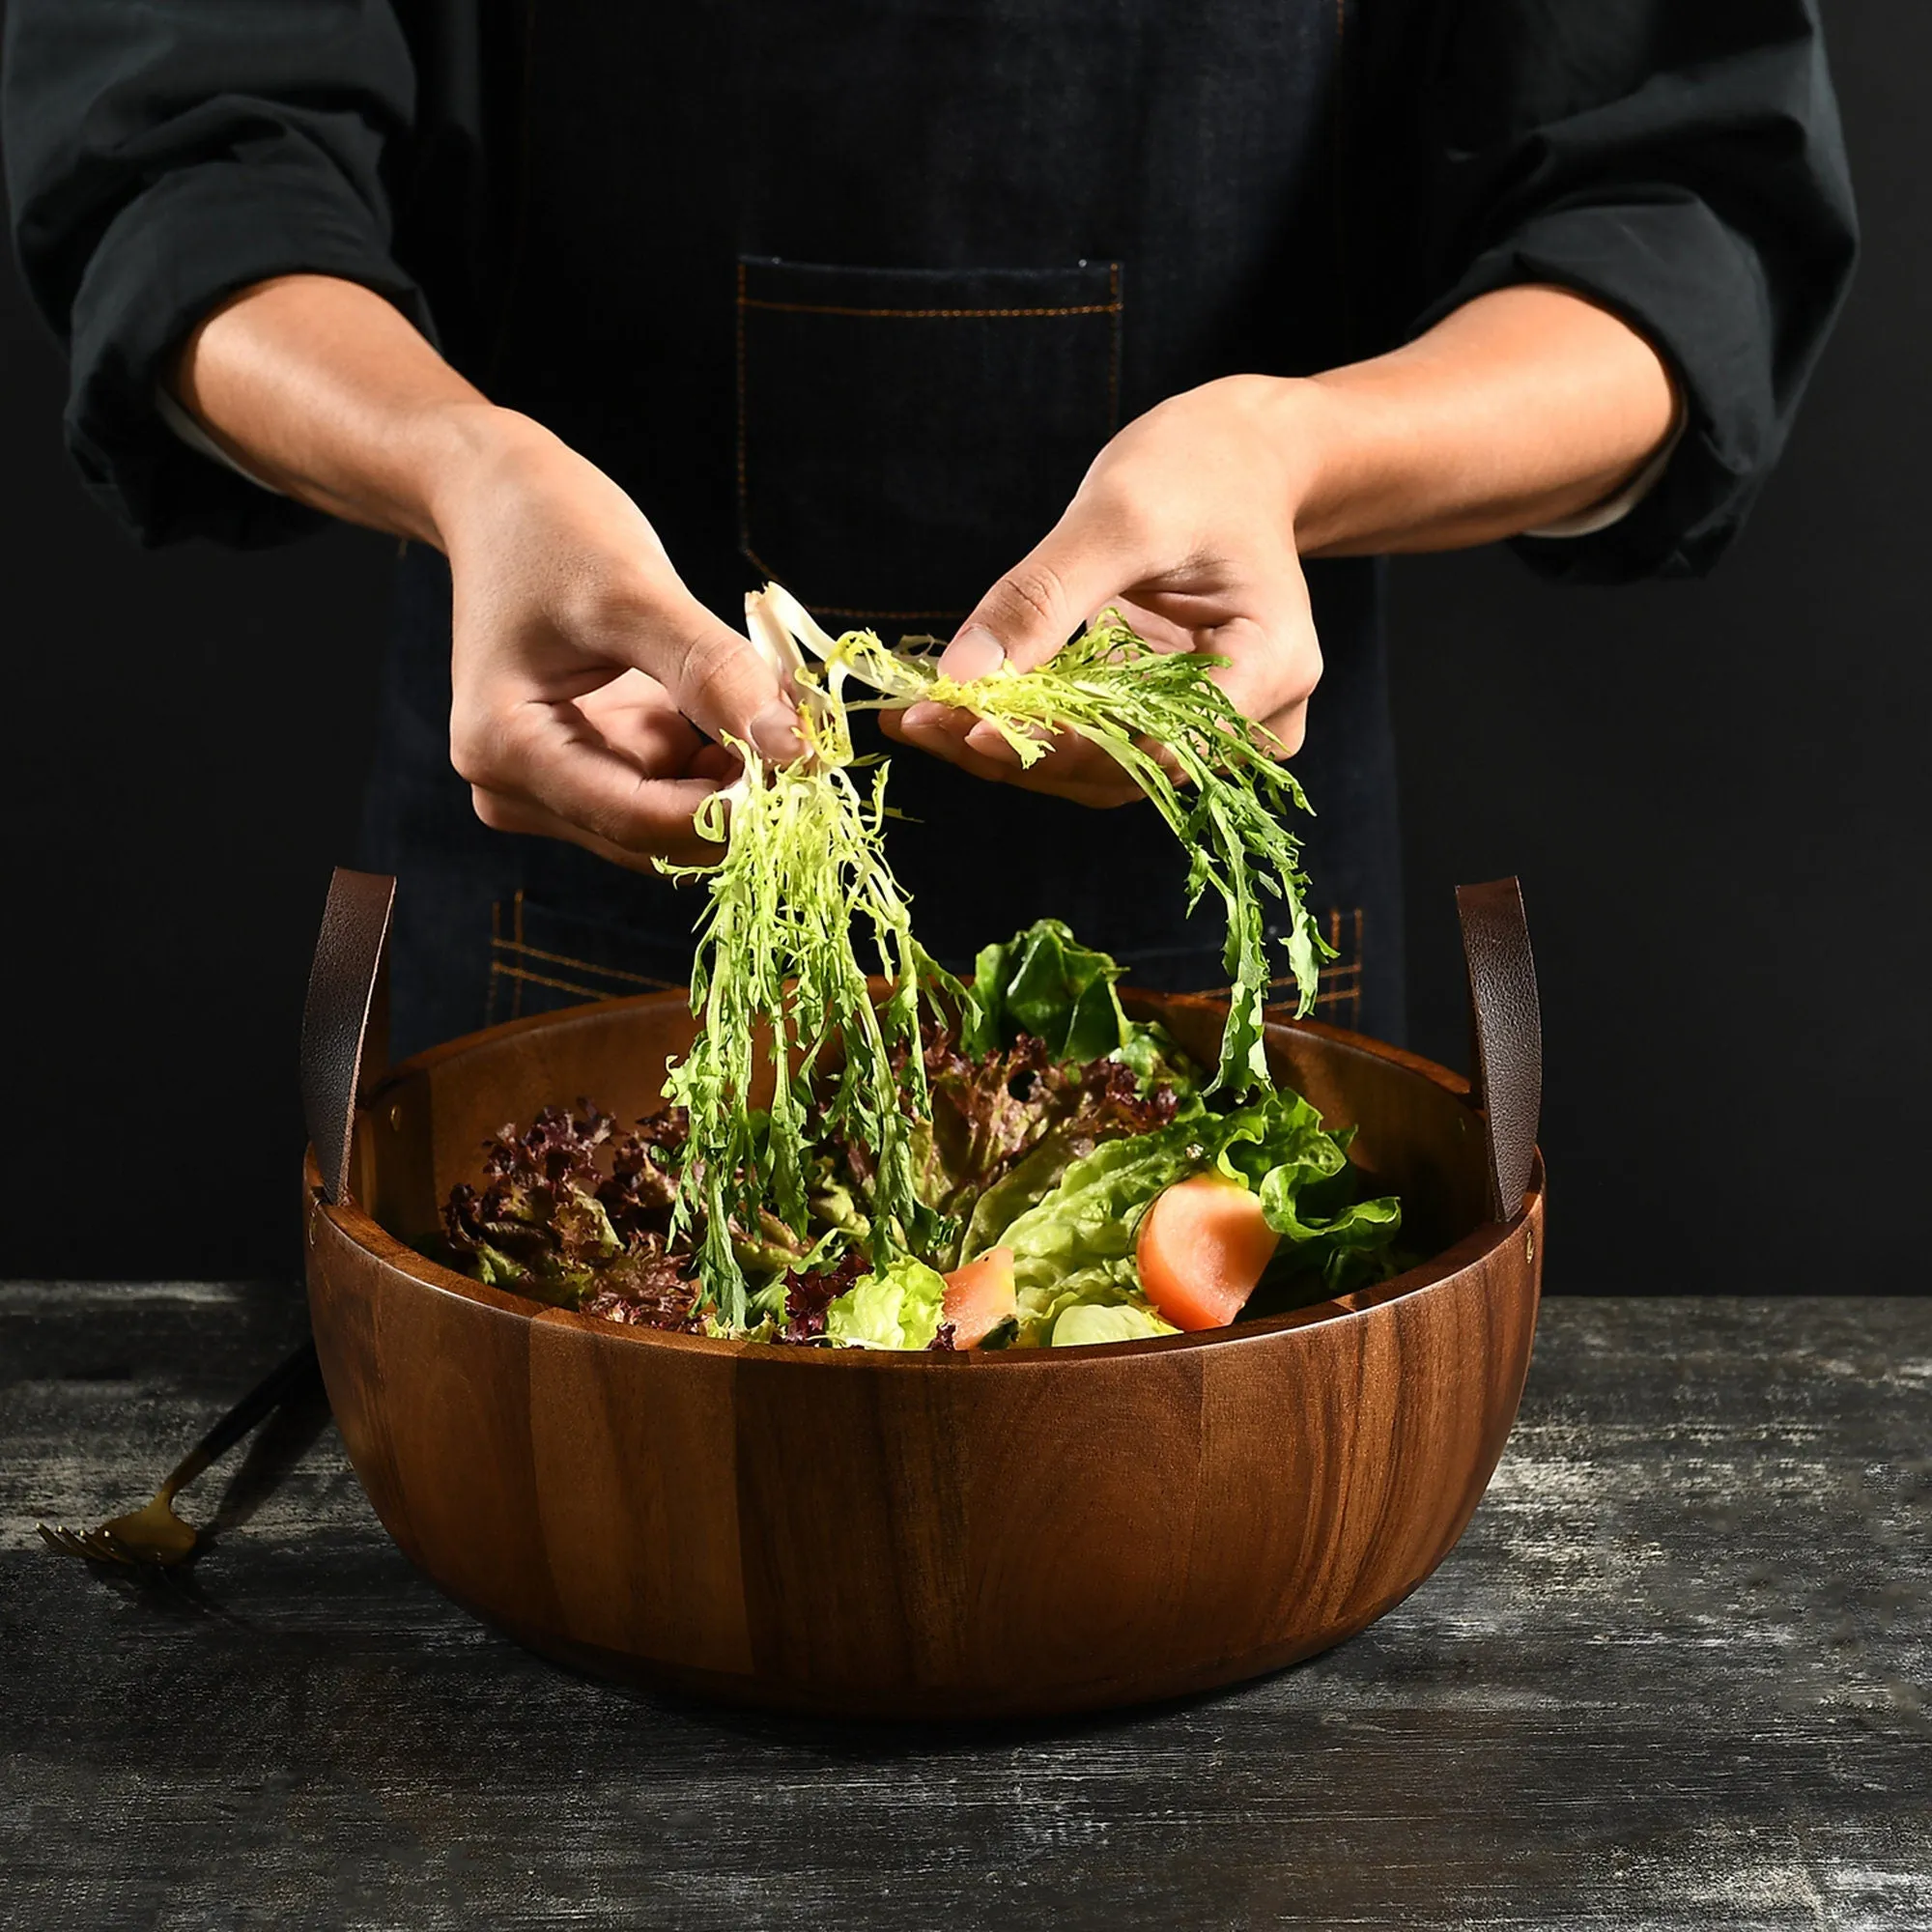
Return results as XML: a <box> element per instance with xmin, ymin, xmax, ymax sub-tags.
<box><xmin>310</xmin><ymin>990</ymin><xmax>1544</xmax><ymax>1369</ymax></box>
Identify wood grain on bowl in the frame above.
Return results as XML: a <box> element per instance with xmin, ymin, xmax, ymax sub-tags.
<box><xmin>306</xmin><ymin>981</ymin><xmax>1543</xmax><ymax>1719</ymax></box>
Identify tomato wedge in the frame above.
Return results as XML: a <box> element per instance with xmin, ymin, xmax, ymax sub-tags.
<box><xmin>1135</xmin><ymin>1174</ymin><xmax>1280</xmax><ymax>1332</ymax></box>
<box><xmin>942</xmin><ymin>1246</ymin><xmax>1018</xmax><ymax>1348</ymax></box>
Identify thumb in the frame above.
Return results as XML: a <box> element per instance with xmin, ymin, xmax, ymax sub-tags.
<box><xmin>941</xmin><ymin>515</ymin><xmax>1136</xmax><ymax>680</ymax></box>
<box><xmin>638</xmin><ymin>597</ymin><xmax>803</xmax><ymax>764</ymax></box>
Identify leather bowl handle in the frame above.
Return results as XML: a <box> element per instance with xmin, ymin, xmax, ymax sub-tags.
<box><xmin>300</xmin><ymin>868</ymin><xmax>397</xmax><ymax>1207</ymax></box>
<box><xmin>1455</xmin><ymin>876</ymin><xmax>1542</xmax><ymax>1223</ymax></box>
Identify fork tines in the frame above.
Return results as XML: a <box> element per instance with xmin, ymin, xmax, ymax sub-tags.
<box><xmin>37</xmin><ymin>1521</ymin><xmax>136</xmax><ymax>1566</ymax></box>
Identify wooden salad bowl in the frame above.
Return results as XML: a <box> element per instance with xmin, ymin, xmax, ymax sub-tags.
<box><xmin>299</xmin><ymin>870</ymin><xmax>1545</xmax><ymax>1719</ymax></box>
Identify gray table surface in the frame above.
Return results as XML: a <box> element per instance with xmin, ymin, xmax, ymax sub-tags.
<box><xmin>2</xmin><ymin>1285</ymin><xmax>1927</xmax><ymax>1932</ymax></box>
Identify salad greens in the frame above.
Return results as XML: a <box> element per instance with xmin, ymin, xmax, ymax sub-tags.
<box><xmin>977</xmin><ymin>1091</ymin><xmax>1406</xmax><ymax>1348</ymax></box>
<box><xmin>762</xmin><ymin>582</ymin><xmax>1332</xmax><ymax>1094</ymax></box>
<box><xmin>442</xmin><ymin>917</ymin><xmax>1402</xmax><ymax>1347</ymax></box>
<box><xmin>440</xmin><ymin>582</ymin><xmax>1403</xmax><ymax>1346</ymax></box>
<box><xmin>824</xmin><ymin>1255</ymin><xmax>950</xmax><ymax>1351</ymax></box>
<box><xmin>442</xmin><ymin>1105</ymin><xmax>698</xmax><ymax>1328</ymax></box>
<box><xmin>954</xmin><ymin>919</ymin><xmax>1129</xmax><ymax>1065</ymax></box>
<box><xmin>657</xmin><ymin>706</ymin><xmax>931</xmax><ymax>1329</ymax></box>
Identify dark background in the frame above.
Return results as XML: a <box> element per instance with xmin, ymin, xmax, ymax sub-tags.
<box><xmin>0</xmin><ymin>1</ymin><xmax>1924</xmax><ymax>1290</ymax></box>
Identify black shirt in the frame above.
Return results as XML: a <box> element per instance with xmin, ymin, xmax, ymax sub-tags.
<box><xmin>0</xmin><ymin>1</ymin><xmax>1858</xmax><ymax>1049</ymax></box>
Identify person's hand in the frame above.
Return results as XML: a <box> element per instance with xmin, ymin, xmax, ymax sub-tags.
<box><xmin>179</xmin><ymin>276</ymin><xmax>1675</xmax><ymax>836</ymax></box>
<box><xmin>434</xmin><ymin>409</ymin><xmax>802</xmax><ymax>867</ymax></box>
<box><xmin>886</xmin><ymin>375</ymin><xmax>1322</xmax><ymax>807</ymax></box>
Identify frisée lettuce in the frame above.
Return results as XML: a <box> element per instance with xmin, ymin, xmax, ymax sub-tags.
<box><xmin>436</xmin><ymin>581</ymin><xmax>1403</xmax><ymax>1346</ymax></box>
<box><xmin>438</xmin><ymin>922</ymin><xmax>1402</xmax><ymax>1349</ymax></box>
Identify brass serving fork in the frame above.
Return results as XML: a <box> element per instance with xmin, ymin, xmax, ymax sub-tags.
<box><xmin>38</xmin><ymin>1340</ymin><xmax>323</xmax><ymax>1567</ymax></box>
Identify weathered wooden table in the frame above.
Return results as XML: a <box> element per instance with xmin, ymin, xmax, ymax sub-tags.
<box><xmin>3</xmin><ymin>1285</ymin><xmax>1926</xmax><ymax>1930</ymax></box>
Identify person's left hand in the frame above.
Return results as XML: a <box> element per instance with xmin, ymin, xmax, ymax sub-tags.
<box><xmin>884</xmin><ymin>374</ymin><xmax>1324</xmax><ymax>806</ymax></box>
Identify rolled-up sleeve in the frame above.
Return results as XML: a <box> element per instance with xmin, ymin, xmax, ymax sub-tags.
<box><xmin>2</xmin><ymin>1</ymin><xmax>431</xmax><ymax>547</ymax></box>
<box><xmin>1410</xmin><ymin>0</ymin><xmax>1858</xmax><ymax>582</ymax></box>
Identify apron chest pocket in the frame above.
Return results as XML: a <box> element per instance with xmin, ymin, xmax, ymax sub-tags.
<box><xmin>736</xmin><ymin>256</ymin><xmax>1122</xmax><ymax>620</ymax></box>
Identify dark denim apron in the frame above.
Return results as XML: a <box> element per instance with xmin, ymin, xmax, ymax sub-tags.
<box><xmin>361</xmin><ymin>0</ymin><xmax>1404</xmax><ymax>1058</ymax></box>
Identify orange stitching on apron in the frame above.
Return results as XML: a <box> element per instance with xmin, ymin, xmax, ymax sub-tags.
<box><xmin>1106</xmin><ymin>262</ymin><xmax>1122</xmax><ymax>430</ymax></box>
<box><xmin>489</xmin><ymin>894</ymin><xmax>687</xmax><ymax>1010</ymax></box>
<box><xmin>1314</xmin><ymin>907</ymin><xmax>1366</xmax><ymax>1028</ymax></box>
<box><xmin>738</xmin><ymin>526</ymin><xmax>962</xmax><ymax>622</ymax></box>
<box><xmin>487</xmin><ymin>896</ymin><xmax>505</xmax><ymax>1028</ymax></box>
<box><xmin>491</xmin><ymin>936</ymin><xmax>677</xmax><ymax>988</ymax></box>
<box><xmin>738</xmin><ymin>298</ymin><xmax>1120</xmax><ymax>320</ymax></box>
<box><xmin>1227</xmin><ymin>908</ymin><xmax>1367</xmax><ymax>1030</ymax></box>
<box><xmin>735</xmin><ymin>263</ymin><xmax>1122</xmax><ymax>623</ymax></box>
<box><xmin>483</xmin><ymin>898</ymin><xmax>1365</xmax><ymax>1024</ymax></box>
<box><xmin>788</xmin><ymin>600</ymin><xmax>967</xmax><ymax>622</ymax></box>
<box><xmin>513</xmin><ymin>890</ymin><xmax>526</xmax><ymax>1020</ymax></box>
<box><xmin>487</xmin><ymin>961</ymin><xmax>611</xmax><ymax>1004</ymax></box>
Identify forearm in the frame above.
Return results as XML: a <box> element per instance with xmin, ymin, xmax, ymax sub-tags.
<box><xmin>1287</xmin><ymin>284</ymin><xmax>1681</xmax><ymax>556</ymax></box>
<box><xmin>168</xmin><ymin>272</ymin><xmax>504</xmax><ymax>548</ymax></box>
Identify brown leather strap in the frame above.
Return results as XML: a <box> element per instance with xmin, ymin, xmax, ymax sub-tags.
<box><xmin>1456</xmin><ymin>877</ymin><xmax>1542</xmax><ymax>1223</ymax></box>
<box><xmin>300</xmin><ymin>868</ymin><xmax>396</xmax><ymax>1207</ymax></box>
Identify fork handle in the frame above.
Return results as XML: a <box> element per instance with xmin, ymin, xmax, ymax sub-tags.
<box><xmin>157</xmin><ymin>1340</ymin><xmax>324</xmax><ymax>1503</ymax></box>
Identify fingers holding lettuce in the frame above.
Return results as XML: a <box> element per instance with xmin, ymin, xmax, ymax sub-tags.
<box><xmin>884</xmin><ymin>375</ymin><xmax>1324</xmax><ymax>807</ymax></box>
<box><xmin>440</xmin><ymin>413</ymin><xmax>807</xmax><ymax>867</ymax></box>
<box><xmin>162</xmin><ymin>275</ymin><xmax>808</xmax><ymax>869</ymax></box>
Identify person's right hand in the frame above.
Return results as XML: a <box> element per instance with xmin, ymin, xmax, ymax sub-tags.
<box><xmin>433</xmin><ymin>409</ymin><xmax>802</xmax><ymax>867</ymax></box>
<box><xmin>170</xmin><ymin>278</ymin><xmax>797</xmax><ymax>864</ymax></box>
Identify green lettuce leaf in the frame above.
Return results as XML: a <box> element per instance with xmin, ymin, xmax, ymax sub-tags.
<box><xmin>1050</xmin><ymin>1301</ymin><xmax>1179</xmax><ymax>1348</ymax></box>
<box><xmin>920</xmin><ymin>921</ymin><xmax>1206</xmax><ymax>1115</ymax></box>
<box><xmin>989</xmin><ymin>1089</ymin><xmax>1402</xmax><ymax>1343</ymax></box>
<box><xmin>1257</xmin><ymin>1184</ymin><xmax>1406</xmax><ymax>1295</ymax></box>
<box><xmin>959</xmin><ymin>919</ymin><xmax>1127</xmax><ymax>1063</ymax></box>
<box><xmin>957</xmin><ymin>1127</ymin><xmax>1089</xmax><ymax>1262</ymax></box>
<box><xmin>825</xmin><ymin>1254</ymin><xmax>948</xmax><ymax>1350</ymax></box>
<box><xmin>907</xmin><ymin>1032</ymin><xmax>1187</xmax><ymax>1268</ymax></box>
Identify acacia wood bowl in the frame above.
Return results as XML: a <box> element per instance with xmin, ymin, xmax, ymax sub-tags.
<box><xmin>300</xmin><ymin>871</ymin><xmax>1545</xmax><ymax>1719</ymax></box>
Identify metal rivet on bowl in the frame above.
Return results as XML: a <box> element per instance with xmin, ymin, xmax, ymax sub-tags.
<box><xmin>1524</xmin><ymin>1228</ymin><xmax>1535</xmax><ymax>1263</ymax></box>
